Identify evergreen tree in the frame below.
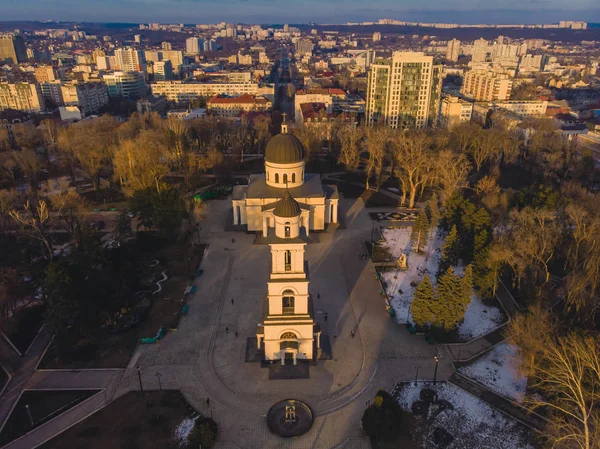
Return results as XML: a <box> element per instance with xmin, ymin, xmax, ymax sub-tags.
<box><xmin>435</xmin><ymin>267</ymin><xmax>465</xmax><ymax>330</ymax></box>
<box><xmin>411</xmin><ymin>208</ymin><xmax>429</xmax><ymax>253</ymax></box>
<box><xmin>411</xmin><ymin>275</ymin><xmax>435</xmax><ymax>327</ymax></box>
<box><xmin>461</xmin><ymin>265</ymin><xmax>474</xmax><ymax>308</ymax></box>
<box><xmin>427</xmin><ymin>192</ymin><xmax>440</xmax><ymax>231</ymax></box>
<box><xmin>439</xmin><ymin>225</ymin><xmax>460</xmax><ymax>274</ymax></box>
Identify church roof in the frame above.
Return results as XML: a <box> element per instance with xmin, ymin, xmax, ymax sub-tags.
<box><xmin>265</xmin><ymin>133</ymin><xmax>305</xmax><ymax>164</ymax></box>
<box><xmin>246</xmin><ymin>173</ymin><xmax>325</xmax><ymax>199</ymax></box>
<box><xmin>273</xmin><ymin>191</ymin><xmax>301</xmax><ymax>217</ymax></box>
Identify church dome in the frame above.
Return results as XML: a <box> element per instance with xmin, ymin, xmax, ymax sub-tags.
<box><xmin>265</xmin><ymin>134</ymin><xmax>305</xmax><ymax>164</ymax></box>
<box><xmin>273</xmin><ymin>191</ymin><xmax>301</xmax><ymax>218</ymax></box>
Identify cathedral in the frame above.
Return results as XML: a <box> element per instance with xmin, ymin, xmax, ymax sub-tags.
<box><xmin>233</xmin><ymin>125</ymin><xmax>337</xmax><ymax>365</ymax></box>
<box><xmin>231</xmin><ymin>124</ymin><xmax>339</xmax><ymax>234</ymax></box>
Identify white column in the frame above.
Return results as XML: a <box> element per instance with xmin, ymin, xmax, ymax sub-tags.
<box><xmin>304</xmin><ymin>215</ymin><xmax>309</xmax><ymax>237</ymax></box>
<box><xmin>332</xmin><ymin>203</ymin><xmax>338</xmax><ymax>224</ymax></box>
<box><xmin>263</xmin><ymin>216</ymin><xmax>268</xmax><ymax>237</ymax></box>
<box><xmin>281</xmin><ymin>351</ymin><xmax>285</xmax><ymax>366</ymax></box>
<box><xmin>316</xmin><ymin>332</ymin><xmax>321</xmax><ymax>349</ymax></box>
<box><xmin>233</xmin><ymin>204</ymin><xmax>239</xmax><ymax>225</ymax></box>
<box><xmin>293</xmin><ymin>352</ymin><xmax>297</xmax><ymax>366</ymax></box>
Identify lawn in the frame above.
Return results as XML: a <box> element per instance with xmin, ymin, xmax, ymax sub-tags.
<box><xmin>396</xmin><ymin>382</ymin><xmax>535</xmax><ymax>449</ymax></box>
<box><xmin>0</xmin><ymin>390</ymin><xmax>101</xmax><ymax>447</ymax></box>
<box><xmin>39</xmin><ymin>391</ymin><xmax>199</xmax><ymax>449</ymax></box>
<box><xmin>39</xmin><ymin>241</ymin><xmax>208</xmax><ymax>370</ymax></box>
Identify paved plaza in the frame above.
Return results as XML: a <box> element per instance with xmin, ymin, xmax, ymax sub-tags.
<box><xmin>3</xmin><ymin>194</ymin><xmax>454</xmax><ymax>449</ymax></box>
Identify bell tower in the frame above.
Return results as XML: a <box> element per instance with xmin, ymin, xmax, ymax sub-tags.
<box><xmin>256</xmin><ymin>191</ymin><xmax>319</xmax><ymax>365</ymax></box>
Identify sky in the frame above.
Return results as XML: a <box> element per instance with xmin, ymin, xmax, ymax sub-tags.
<box><xmin>0</xmin><ymin>0</ymin><xmax>598</xmax><ymax>24</ymax></box>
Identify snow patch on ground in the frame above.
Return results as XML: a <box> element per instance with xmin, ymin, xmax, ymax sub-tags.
<box><xmin>174</xmin><ymin>417</ymin><xmax>196</xmax><ymax>446</ymax></box>
<box><xmin>459</xmin><ymin>343</ymin><xmax>527</xmax><ymax>402</ymax></box>
<box><xmin>397</xmin><ymin>382</ymin><xmax>534</xmax><ymax>449</ymax></box>
<box><xmin>379</xmin><ymin>227</ymin><xmax>505</xmax><ymax>340</ymax></box>
<box><xmin>458</xmin><ymin>297</ymin><xmax>506</xmax><ymax>340</ymax></box>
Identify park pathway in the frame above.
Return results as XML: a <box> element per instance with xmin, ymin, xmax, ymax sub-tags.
<box><xmin>0</xmin><ymin>327</ymin><xmax>51</xmax><ymax>431</ymax></box>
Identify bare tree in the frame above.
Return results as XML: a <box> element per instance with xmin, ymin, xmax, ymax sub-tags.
<box><xmin>9</xmin><ymin>200</ymin><xmax>53</xmax><ymax>260</ymax></box>
<box><xmin>363</xmin><ymin>125</ymin><xmax>393</xmax><ymax>191</ymax></box>
<box><xmin>527</xmin><ymin>333</ymin><xmax>600</xmax><ymax>449</ymax></box>
<box><xmin>336</xmin><ymin>123</ymin><xmax>363</xmax><ymax>171</ymax></box>
<box><xmin>435</xmin><ymin>150</ymin><xmax>471</xmax><ymax>205</ymax></box>
<box><xmin>113</xmin><ymin>129</ymin><xmax>170</xmax><ymax>195</ymax></box>
<box><xmin>44</xmin><ymin>179</ymin><xmax>87</xmax><ymax>246</ymax></box>
<box><xmin>391</xmin><ymin>131</ymin><xmax>435</xmax><ymax>208</ymax></box>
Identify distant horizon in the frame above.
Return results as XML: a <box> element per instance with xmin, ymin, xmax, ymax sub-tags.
<box><xmin>0</xmin><ymin>0</ymin><xmax>598</xmax><ymax>26</ymax></box>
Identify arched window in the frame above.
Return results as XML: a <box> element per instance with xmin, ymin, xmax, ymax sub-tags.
<box><xmin>275</xmin><ymin>173</ymin><xmax>279</xmax><ymax>183</ymax></box>
<box><xmin>281</xmin><ymin>332</ymin><xmax>297</xmax><ymax>339</ymax></box>
<box><xmin>292</xmin><ymin>173</ymin><xmax>296</xmax><ymax>183</ymax></box>
<box><xmin>282</xmin><ymin>290</ymin><xmax>295</xmax><ymax>315</ymax></box>
<box><xmin>284</xmin><ymin>249</ymin><xmax>292</xmax><ymax>270</ymax></box>
<box><xmin>283</xmin><ymin>174</ymin><xmax>288</xmax><ymax>185</ymax></box>
<box><xmin>284</xmin><ymin>223</ymin><xmax>291</xmax><ymax>238</ymax></box>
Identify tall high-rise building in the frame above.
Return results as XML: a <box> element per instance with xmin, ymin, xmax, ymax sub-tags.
<box><xmin>461</xmin><ymin>70</ymin><xmax>513</xmax><ymax>101</ymax></box>
<box><xmin>472</xmin><ymin>38</ymin><xmax>488</xmax><ymax>63</ymax></box>
<box><xmin>373</xmin><ymin>32</ymin><xmax>382</xmax><ymax>42</ymax></box>
<box><xmin>0</xmin><ymin>82</ymin><xmax>45</xmax><ymax>112</ymax></box>
<box><xmin>203</xmin><ymin>40</ymin><xmax>218</xmax><ymax>52</ymax></box>
<box><xmin>186</xmin><ymin>37</ymin><xmax>203</xmax><ymax>54</ymax></box>
<box><xmin>114</xmin><ymin>48</ymin><xmax>146</xmax><ymax>73</ymax></box>
<box><xmin>446</xmin><ymin>38</ymin><xmax>460</xmax><ymax>62</ymax></box>
<box><xmin>154</xmin><ymin>61</ymin><xmax>173</xmax><ymax>80</ymax></box>
<box><xmin>161</xmin><ymin>41</ymin><xmax>172</xmax><ymax>51</ymax></box>
<box><xmin>134</xmin><ymin>34</ymin><xmax>141</xmax><ymax>44</ymax></box>
<box><xmin>0</xmin><ymin>34</ymin><xmax>27</xmax><ymax>64</ymax></box>
<box><xmin>366</xmin><ymin>52</ymin><xmax>442</xmax><ymax>129</ymax></box>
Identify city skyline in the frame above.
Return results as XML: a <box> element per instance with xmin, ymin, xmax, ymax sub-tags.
<box><xmin>1</xmin><ymin>0</ymin><xmax>599</xmax><ymax>25</ymax></box>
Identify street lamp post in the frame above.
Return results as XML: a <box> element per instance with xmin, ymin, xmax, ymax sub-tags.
<box><xmin>414</xmin><ymin>366</ymin><xmax>420</xmax><ymax>386</ymax></box>
<box><xmin>156</xmin><ymin>372</ymin><xmax>162</xmax><ymax>392</ymax></box>
<box><xmin>137</xmin><ymin>365</ymin><xmax>144</xmax><ymax>393</ymax></box>
<box><xmin>433</xmin><ymin>355</ymin><xmax>439</xmax><ymax>383</ymax></box>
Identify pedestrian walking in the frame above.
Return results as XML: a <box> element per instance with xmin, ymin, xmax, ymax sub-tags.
<box><xmin>324</xmin><ymin>313</ymin><xmax>328</xmax><ymax>322</ymax></box>
<box><xmin>231</xmin><ymin>298</ymin><xmax>234</xmax><ymax>305</ymax></box>
<box><xmin>226</xmin><ymin>327</ymin><xmax>230</xmax><ymax>334</ymax></box>
<box><xmin>232</xmin><ymin>238</ymin><xmax>235</xmax><ymax>244</ymax></box>
<box><xmin>206</xmin><ymin>398</ymin><xmax>210</xmax><ymax>407</ymax></box>
<box><xmin>235</xmin><ymin>331</ymin><xmax>238</xmax><ymax>338</ymax></box>
<box><xmin>351</xmin><ymin>330</ymin><xmax>355</xmax><ymax>338</ymax></box>
<box><xmin>317</xmin><ymin>293</ymin><xmax>320</xmax><ymax>299</ymax></box>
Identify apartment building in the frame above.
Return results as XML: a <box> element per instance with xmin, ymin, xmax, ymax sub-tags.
<box><xmin>446</xmin><ymin>39</ymin><xmax>460</xmax><ymax>62</ymax></box>
<box><xmin>0</xmin><ymin>82</ymin><xmax>45</xmax><ymax>112</ymax></box>
<box><xmin>60</xmin><ymin>82</ymin><xmax>109</xmax><ymax>116</ymax></box>
<box><xmin>440</xmin><ymin>95</ymin><xmax>473</xmax><ymax>128</ymax></box>
<box><xmin>103</xmin><ymin>72</ymin><xmax>146</xmax><ymax>98</ymax></box>
<box><xmin>114</xmin><ymin>48</ymin><xmax>147</xmax><ymax>72</ymax></box>
<box><xmin>34</xmin><ymin>65</ymin><xmax>58</xmax><ymax>83</ymax></box>
<box><xmin>0</xmin><ymin>34</ymin><xmax>27</xmax><ymax>64</ymax></box>
<box><xmin>461</xmin><ymin>70</ymin><xmax>513</xmax><ymax>101</ymax></box>
<box><xmin>366</xmin><ymin>52</ymin><xmax>442</xmax><ymax>129</ymax></box>
<box><xmin>207</xmin><ymin>94</ymin><xmax>272</xmax><ymax>117</ymax></box>
<box><xmin>150</xmin><ymin>80</ymin><xmax>261</xmax><ymax>103</ymax></box>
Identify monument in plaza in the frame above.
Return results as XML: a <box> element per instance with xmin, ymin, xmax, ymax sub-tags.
<box><xmin>231</xmin><ymin>121</ymin><xmax>339</xmax><ymax>233</ymax></box>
